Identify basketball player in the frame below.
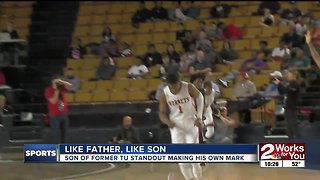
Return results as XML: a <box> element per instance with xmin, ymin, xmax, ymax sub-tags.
<box><xmin>159</xmin><ymin>73</ymin><xmax>204</xmax><ymax>180</ymax></box>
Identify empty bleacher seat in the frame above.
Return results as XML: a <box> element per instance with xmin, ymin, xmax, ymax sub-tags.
<box><xmin>75</xmin><ymin>92</ymin><xmax>92</xmax><ymax>103</ymax></box>
<box><xmin>148</xmin><ymin>78</ymin><xmax>162</xmax><ymax>91</ymax></box>
<box><xmin>96</xmin><ymin>80</ymin><xmax>113</xmax><ymax>91</ymax></box>
<box><xmin>113</xmin><ymin>79</ymin><xmax>130</xmax><ymax>90</ymax></box>
<box><xmin>127</xmin><ymin>90</ymin><xmax>149</xmax><ymax>101</ymax></box>
<box><xmin>110</xmin><ymin>90</ymin><xmax>128</xmax><ymax>101</ymax></box>
<box><xmin>81</xmin><ymin>81</ymin><xmax>96</xmax><ymax>91</ymax></box>
<box><xmin>92</xmin><ymin>91</ymin><xmax>110</xmax><ymax>102</ymax></box>
<box><xmin>130</xmin><ymin>79</ymin><xmax>148</xmax><ymax>90</ymax></box>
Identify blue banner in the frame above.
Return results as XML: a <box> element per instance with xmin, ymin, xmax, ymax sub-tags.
<box><xmin>24</xmin><ymin>144</ymin><xmax>57</xmax><ymax>163</ymax></box>
<box><xmin>59</xmin><ymin>144</ymin><xmax>257</xmax><ymax>154</ymax></box>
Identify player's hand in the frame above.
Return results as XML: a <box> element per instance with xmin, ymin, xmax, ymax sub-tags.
<box><xmin>194</xmin><ymin>117</ymin><xmax>203</xmax><ymax>128</ymax></box>
<box><xmin>167</xmin><ymin>121</ymin><xmax>175</xmax><ymax>129</ymax></box>
<box><xmin>305</xmin><ymin>31</ymin><xmax>311</xmax><ymax>44</ymax></box>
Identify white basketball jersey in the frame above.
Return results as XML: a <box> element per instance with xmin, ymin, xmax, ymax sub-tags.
<box><xmin>163</xmin><ymin>81</ymin><xmax>197</xmax><ymax>130</ymax></box>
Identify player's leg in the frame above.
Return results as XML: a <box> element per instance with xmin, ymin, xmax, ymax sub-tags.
<box><xmin>185</xmin><ymin>127</ymin><xmax>202</xmax><ymax>180</ymax></box>
<box><xmin>170</xmin><ymin>128</ymin><xmax>194</xmax><ymax>180</ymax></box>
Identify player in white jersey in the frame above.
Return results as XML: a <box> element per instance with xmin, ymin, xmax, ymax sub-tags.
<box><xmin>159</xmin><ymin>73</ymin><xmax>204</xmax><ymax>180</ymax></box>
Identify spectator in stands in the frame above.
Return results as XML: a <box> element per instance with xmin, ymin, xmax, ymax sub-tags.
<box><xmin>119</xmin><ymin>42</ymin><xmax>132</xmax><ymax>57</ymax></box>
<box><xmin>3</xmin><ymin>22</ymin><xmax>19</xmax><ymax>39</ymax></box>
<box><xmin>160</xmin><ymin>54</ymin><xmax>179</xmax><ymax>78</ymax></box>
<box><xmin>271</xmin><ymin>40</ymin><xmax>291</xmax><ymax>62</ymax></box>
<box><xmin>210</xmin><ymin>1</ymin><xmax>232</xmax><ymax>18</ymax></box>
<box><xmin>281</xmin><ymin>26</ymin><xmax>304</xmax><ymax>48</ymax></box>
<box><xmin>189</xmin><ymin>49</ymin><xmax>212</xmax><ymax>76</ymax></box>
<box><xmin>295</xmin><ymin>15</ymin><xmax>309</xmax><ymax>37</ymax></box>
<box><xmin>182</xmin><ymin>31</ymin><xmax>196</xmax><ymax>52</ymax></box>
<box><xmin>204</xmin><ymin>72</ymin><xmax>221</xmax><ymax>97</ymax></box>
<box><xmin>95</xmin><ymin>56</ymin><xmax>117</xmax><ymax>80</ymax></box>
<box><xmin>233</xmin><ymin>72</ymin><xmax>257</xmax><ymax>124</ymax></box>
<box><xmin>61</xmin><ymin>68</ymin><xmax>80</xmax><ymax>93</ymax></box>
<box><xmin>280</xmin><ymin>1</ymin><xmax>302</xmax><ymax>26</ymax></box>
<box><xmin>70</xmin><ymin>38</ymin><xmax>86</xmax><ymax>59</ymax></box>
<box><xmin>260</xmin><ymin>8</ymin><xmax>275</xmax><ymax>27</ymax></box>
<box><xmin>187</xmin><ymin>43</ymin><xmax>197</xmax><ymax>61</ymax></box>
<box><xmin>102</xmin><ymin>25</ymin><xmax>116</xmax><ymax>43</ymax></box>
<box><xmin>206</xmin><ymin>21</ymin><xmax>221</xmax><ymax>41</ymax></box>
<box><xmin>151</xmin><ymin>1</ymin><xmax>169</xmax><ymax>21</ymax></box>
<box><xmin>183</xmin><ymin>1</ymin><xmax>200</xmax><ymax>19</ymax></box>
<box><xmin>194</xmin><ymin>21</ymin><xmax>208</xmax><ymax>40</ymax></box>
<box><xmin>240</xmin><ymin>51</ymin><xmax>266</xmax><ymax>75</ymax></box>
<box><xmin>219</xmin><ymin>41</ymin><xmax>238</xmax><ymax>61</ymax></box>
<box><xmin>128</xmin><ymin>56</ymin><xmax>149</xmax><ymax>79</ymax></box>
<box><xmin>217</xmin><ymin>21</ymin><xmax>242</xmax><ymax>40</ymax></box>
<box><xmin>169</xmin><ymin>1</ymin><xmax>193</xmax><ymax>22</ymax></box>
<box><xmin>100</xmin><ymin>40</ymin><xmax>120</xmax><ymax>58</ymax></box>
<box><xmin>112</xmin><ymin>116</ymin><xmax>141</xmax><ymax>144</ymax></box>
<box><xmin>196</xmin><ymin>31</ymin><xmax>212</xmax><ymax>51</ymax></box>
<box><xmin>253</xmin><ymin>1</ymin><xmax>281</xmax><ymax>15</ymax></box>
<box><xmin>179</xmin><ymin>51</ymin><xmax>192</xmax><ymax>77</ymax></box>
<box><xmin>167</xmin><ymin>43</ymin><xmax>180</xmax><ymax>63</ymax></box>
<box><xmin>45</xmin><ymin>75</ymin><xmax>72</xmax><ymax>143</ymax></box>
<box><xmin>131</xmin><ymin>1</ymin><xmax>152</xmax><ymax>28</ymax></box>
<box><xmin>257</xmin><ymin>40</ymin><xmax>272</xmax><ymax>61</ymax></box>
<box><xmin>289</xmin><ymin>48</ymin><xmax>311</xmax><ymax>70</ymax></box>
<box><xmin>176</xmin><ymin>22</ymin><xmax>188</xmax><ymax>42</ymax></box>
<box><xmin>143</xmin><ymin>44</ymin><xmax>163</xmax><ymax>67</ymax></box>
<box><xmin>261</xmin><ymin>71</ymin><xmax>282</xmax><ymax>97</ymax></box>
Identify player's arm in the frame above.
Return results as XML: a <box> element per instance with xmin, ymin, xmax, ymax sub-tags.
<box><xmin>188</xmin><ymin>83</ymin><xmax>204</xmax><ymax>127</ymax></box>
<box><xmin>158</xmin><ymin>93</ymin><xmax>174</xmax><ymax>128</ymax></box>
<box><xmin>306</xmin><ymin>31</ymin><xmax>320</xmax><ymax>68</ymax></box>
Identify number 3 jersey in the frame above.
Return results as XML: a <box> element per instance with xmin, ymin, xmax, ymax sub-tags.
<box><xmin>163</xmin><ymin>81</ymin><xmax>197</xmax><ymax>131</ymax></box>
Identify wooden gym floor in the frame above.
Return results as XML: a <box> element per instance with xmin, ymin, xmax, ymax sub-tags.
<box><xmin>0</xmin><ymin>153</ymin><xmax>320</xmax><ymax>180</ymax></box>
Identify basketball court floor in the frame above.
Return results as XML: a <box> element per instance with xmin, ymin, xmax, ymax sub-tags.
<box><xmin>0</xmin><ymin>153</ymin><xmax>319</xmax><ymax>180</ymax></box>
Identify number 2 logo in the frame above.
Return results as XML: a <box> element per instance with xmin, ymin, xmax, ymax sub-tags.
<box><xmin>178</xmin><ymin>105</ymin><xmax>183</xmax><ymax>113</ymax></box>
<box><xmin>260</xmin><ymin>144</ymin><xmax>275</xmax><ymax>160</ymax></box>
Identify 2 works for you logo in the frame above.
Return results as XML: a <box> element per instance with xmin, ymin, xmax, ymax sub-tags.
<box><xmin>259</xmin><ymin>143</ymin><xmax>305</xmax><ymax>160</ymax></box>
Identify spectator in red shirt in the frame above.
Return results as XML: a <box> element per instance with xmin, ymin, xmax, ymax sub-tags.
<box><xmin>217</xmin><ymin>22</ymin><xmax>242</xmax><ymax>40</ymax></box>
<box><xmin>45</xmin><ymin>75</ymin><xmax>72</xmax><ymax>143</ymax></box>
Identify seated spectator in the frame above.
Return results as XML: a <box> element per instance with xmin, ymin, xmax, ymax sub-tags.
<box><xmin>143</xmin><ymin>44</ymin><xmax>163</xmax><ymax>67</ymax></box>
<box><xmin>182</xmin><ymin>31</ymin><xmax>196</xmax><ymax>52</ymax></box>
<box><xmin>194</xmin><ymin>21</ymin><xmax>208</xmax><ymax>40</ymax></box>
<box><xmin>280</xmin><ymin>1</ymin><xmax>302</xmax><ymax>26</ymax></box>
<box><xmin>151</xmin><ymin>1</ymin><xmax>169</xmax><ymax>21</ymax></box>
<box><xmin>94</xmin><ymin>56</ymin><xmax>116</xmax><ymax>80</ymax></box>
<box><xmin>160</xmin><ymin>54</ymin><xmax>179</xmax><ymax>78</ymax></box>
<box><xmin>281</xmin><ymin>26</ymin><xmax>303</xmax><ymax>48</ymax></box>
<box><xmin>167</xmin><ymin>43</ymin><xmax>180</xmax><ymax>63</ymax></box>
<box><xmin>102</xmin><ymin>25</ymin><xmax>116</xmax><ymax>43</ymax></box>
<box><xmin>206</xmin><ymin>21</ymin><xmax>221</xmax><ymax>41</ymax></box>
<box><xmin>196</xmin><ymin>31</ymin><xmax>212</xmax><ymax>51</ymax></box>
<box><xmin>112</xmin><ymin>116</ymin><xmax>141</xmax><ymax>144</ymax></box>
<box><xmin>219</xmin><ymin>41</ymin><xmax>238</xmax><ymax>61</ymax></box>
<box><xmin>131</xmin><ymin>1</ymin><xmax>152</xmax><ymax>28</ymax></box>
<box><xmin>233</xmin><ymin>72</ymin><xmax>257</xmax><ymax>124</ymax></box>
<box><xmin>179</xmin><ymin>51</ymin><xmax>192</xmax><ymax>77</ymax></box>
<box><xmin>128</xmin><ymin>56</ymin><xmax>149</xmax><ymax>79</ymax></box>
<box><xmin>257</xmin><ymin>40</ymin><xmax>272</xmax><ymax>61</ymax></box>
<box><xmin>100</xmin><ymin>40</ymin><xmax>120</xmax><ymax>58</ymax></box>
<box><xmin>289</xmin><ymin>48</ymin><xmax>311</xmax><ymax>70</ymax></box>
<box><xmin>204</xmin><ymin>72</ymin><xmax>221</xmax><ymax>97</ymax></box>
<box><xmin>189</xmin><ymin>49</ymin><xmax>212</xmax><ymax>76</ymax></box>
<box><xmin>3</xmin><ymin>22</ymin><xmax>19</xmax><ymax>39</ymax></box>
<box><xmin>61</xmin><ymin>68</ymin><xmax>80</xmax><ymax>93</ymax></box>
<box><xmin>260</xmin><ymin>8</ymin><xmax>275</xmax><ymax>27</ymax></box>
<box><xmin>210</xmin><ymin>1</ymin><xmax>232</xmax><ymax>18</ymax></box>
<box><xmin>240</xmin><ymin>51</ymin><xmax>266</xmax><ymax>75</ymax></box>
<box><xmin>271</xmin><ymin>40</ymin><xmax>291</xmax><ymax>62</ymax></box>
<box><xmin>261</xmin><ymin>71</ymin><xmax>282</xmax><ymax>97</ymax></box>
<box><xmin>183</xmin><ymin>1</ymin><xmax>200</xmax><ymax>19</ymax></box>
<box><xmin>70</xmin><ymin>38</ymin><xmax>86</xmax><ymax>59</ymax></box>
<box><xmin>217</xmin><ymin>22</ymin><xmax>242</xmax><ymax>40</ymax></box>
<box><xmin>119</xmin><ymin>42</ymin><xmax>132</xmax><ymax>57</ymax></box>
<box><xmin>186</xmin><ymin>43</ymin><xmax>197</xmax><ymax>61</ymax></box>
<box><xmin>169</xmin><ymin>1</ymin><xmax>193</xmax><ymax>22</ymax></box>
<box><xmin>295</xmin><ymin>15</ymin><xmax>309</xmax><ymax>37</ymax></box>
<box><xmin>176</xmin><ymin>22</ymin><xmax>188</xmax><ymax>42</ymax></box>
<box><xmin>253</xmin><ymin>1</ymin><xmax>281</xmax><ymax>15</ymax></box>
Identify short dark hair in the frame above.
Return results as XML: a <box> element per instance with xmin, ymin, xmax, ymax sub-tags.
<box><xmin>166</xmin><ymin>73</ymin><xmax>180</xmax><ymax>84</ymax></box>
<box><xmin>190</xmin><ymin>73</ymin><xmax>205</xmax><ymax>83</ymax></box>
<box><xmin>259</xmin><ymin>40</ymin><xmax>268</xmax><ymax>46</ymax></box>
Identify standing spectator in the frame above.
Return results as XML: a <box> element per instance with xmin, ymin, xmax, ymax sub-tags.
<box><xmin>240</xmin><ymin>51</ymin><xmax>266</xmax><ymax>75</ymax></box>
<box><xmin>176</xmin><ymin>22</ymin><xmax>188</xmax><ymax>42</ymax></box>
<box><xmin>61</xmin><ymin>68</ymin><xmax>80</xmax><ymax>93</ymax></box>
<box><xmin>143</xmin><ymin>44</ymin><xmax>163</xmax><ymax>67</ymax></box>
<box><xmin>257</xmin><ymin>40</ymin><xmax>272</xmax><ymax>61</ymax></box>
<box><xmin>160</xmin><ymin>54</ymin><xmax>179</xmax><ymax>78</ymax></box>
<box><xmin>183</xmin><ymin>1</ymin><xmax>200</xmax><ymax>19</ymax></box>
<box><xmin>274</xmin><ymin>70</ymin><xmax>300</xmax><ymax>138</ymax></box>
<box><xmin>254</xmin><ymin>1</ymin><xmax>281</xmax><ymax>15</ymax></box>
<box><xmin>131</xmin><ymin>1</ymin><xmax>152</xmax><ymax>28</ymax></box>
<box><xmin>167</xmin><ymin>43</ymin><xmax>180</xmax><ymax>63</ymax></box>
<box><xmin>271</xmin><ymin>40</ymin><xmax>291</xmax><ymax>62</ymax></box>
<box><xmin>210</xmin><ymin>1</ymin><xmax>232</xmax><ymax>18</ymax></box>
<box><xmin>260</xmin><ymin>8</ymin><xmax>275</xmax><ymax>27</ymax></box>
<box><xmin>95</xmin><ymin>56</ymin><xmax>117</xmax><ymax>80</ymax></box>
<box><xmin>206</xmin><ymin>21</ymin><xmax>221</xmax><ymax>41</ymax></box>
<box><xmin>217</xmin><ymin>22</ymin><xmax>242</xmax><ymax>40</ymax></box>
<box><xmin>233</xmin><ymin>72</ymin><xmax>257</xmax><ymax>124</ymax></box>
<box><xmin>280</xmin><ymin>1</ymin><xmax>302</xmax><ymax>26</ymax></box>
<box><xmin>70</xmin><ymin>38</ymin><xmax>86</xmax><ymax>59</ymax></box>
<box><xmin>194</xmin><ymin>21</ymin><xmax>208</xmax><ymax>40</ymax></box>
<box><xmin>179</xmin><ymin>51</ymin><xmax>192</xmax><ymax>77</ymax></box>
<box><xmin>128</xmin><ymin>56</ymin><xmax>149</xmax><ymax>79</ymax></box>
<box><xmin>219</xmin><ymin>41</ymin><xmax>238</xmax><ymax>61</ymax></box>
<box><xmin>45</xmin><ymin>76</ymin><xmax>72</xmax><ymax>143</ymax></box>
<box><xmin>102</xmin><ymin>25</ymin><xmax>116</xmax><ymax>43</ymax></box>
<box><xmin>189</xmin><ymin>49</ymin><xmax>212</xmax><ymax>76</ymax></box>
<box><xmin>112</xmin><ymin>116</ymin><xmax>141</xmax><ymax>144</ymax></box>
<box><xmin>151</xmin><ymin>1</ymin><xmax>169</xmax><ymax>21</ymax></box>
<box><xmin>196</xmin><ymin>31</ymin><xmax>212</xmax><ymax>51</ymax></box>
